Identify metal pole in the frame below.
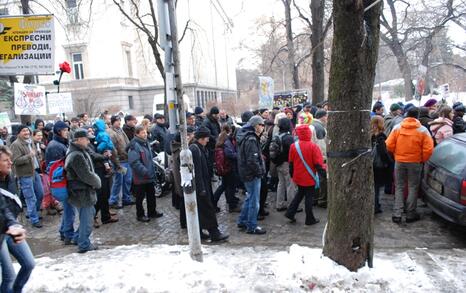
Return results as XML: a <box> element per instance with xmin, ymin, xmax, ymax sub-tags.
<box><xmin>158</xmin><ymin>0</ymin><xmax>179</xmax><ymax>134</ymax></box>
<box><xmin>167</xmin><ymin>0</ymin><xmax>203</xmax><ymax>262</ymax></box>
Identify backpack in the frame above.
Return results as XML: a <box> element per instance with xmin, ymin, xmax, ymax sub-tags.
<box><xmin>48</xmin><ymin>158</ymin><xmax>68</xmax><ymax>202</ymax></box>
<box><xmin>269</xmin><ymin>133</ymin><xmax>287</xmax><ymax>164</ymax></box>
<box><xmin>214</xmin><ymin>146</ymin><xmax>231</xmax><ymax>176</ymax></box>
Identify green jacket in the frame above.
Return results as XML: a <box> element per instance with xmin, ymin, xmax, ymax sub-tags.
<box><xmin>10</xmin><ymin>137</ymin><xmax>35</xmax><ymax>177</ymax></box>
<box><xmin>65</xmin><ymin>142</ymin><xmax>101</xmax><ymax>208</ymax></box>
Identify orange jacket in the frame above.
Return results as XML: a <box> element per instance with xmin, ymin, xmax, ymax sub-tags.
<box><xmin>386</xmin><ymin>117</ymin><xmax>434</xmax><ymax>163</ymax></box>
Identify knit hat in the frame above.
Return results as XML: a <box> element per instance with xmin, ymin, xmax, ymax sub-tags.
<box><xmin>453</xmin><ymin>102</ymin><xmax>465</xmax><ymax>112</ymax></box>
<box><xmin>241</xmin><ymin>111</ymin><xmax>254</xmax><ymax>124</ymax></box>
<box><xmin>195</xmin><ymin>126</ymin><xmax>210</xmax><ymax>139</ymax></box>
<box><xmin>111</xmin><ymin>115</ymin><xmax>121</xmax><ymax>125</ymax></box>
<box><xmin>16</xmin><ymin>125</ymin><xmax>30</xmax><ymax>135</ymax></box>
<box><xmin>423</xmin><ymin>99</ymin><xmax>437</xmax><ymax>108</ymax></box>
<box><xmin>53</xmin><ymin>121</ymin><xmax>69</xmax><ymax>135</ymax></box>
<box><xmin>186</xmin><ymin>112</ymin><xmax>194</xmax><ymax>119</ymax></box>
<box><xmin>210</xmin><ymin>106</ymin><xmax>220</xmax><ymax>115</ymax></box>
<box><xmin>73</xmin><ymin>128</ymin><xmax>94</xmax><ymax>140</ymax></box>
<box><xmin>194</xmin><ymin>106</ymin><xmax>204</xmax><ymax>115</ymax></box>
<box><xmin>404</xmin><ymin>103</ymin><xmax>415</xmax><ymax>113</ymax></box>
<box><xmin>249</xmin><ymin>115</ymin><xmax>265</xmax><ymax>127</ymax></box>
<box><xmin>314</xmin><ymin>110</ymin><xmax>327</xmax><ymax>119</ymax></box>
<box><xmin>154</xmin><ymin>113</ymin><xmax>165</xmax><ymax>120</ymax></box>
<box><xmin>124</xmin><ymin>114</ymin><xmax>137</xmax><ymax>123</ymax></box>
<box><xmin>390</xmin><ymin>103</ymin><xmax>402</xmax><ymax>112</ymax></box>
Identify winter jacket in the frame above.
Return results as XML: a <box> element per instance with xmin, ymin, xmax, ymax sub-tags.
<box><xmin>87</xmin><ymin>141</ymin><xmax>109</xmax><ymax>171</ymax></box>
<box><xmin>383</xmin><ymin>112</ymin><xmax>403</xmax><ymax>136</ymax></box>
<box><xmin>65</xmin><ymin>142</ymin><xmax>101</xmax><ymax>208</ymax></box>
<box><xmin>108</xmin><ymin>126</ymin><xmax>129</xmax><ymax>162</ymax></box>
<box><xmin>288</xmin><ymin>125</ymin><xmax>324</xmax><ymax>187</ymax></box>
<box><xmin>123</xmin><ymin>124</ymin><xmax>135</xmax><ymax>141</ymax></box>
<box><xmin>45</xmin><ymin>135</ymin><xmax>68</xmax><ymax>167</ymax></box>
<box><xmin>10</xmin><ymin>137</ymin><xmax>36</xmax><ymax>177</ymax></box>
<box><xmin>236</xmin><ymin>125</ymin><xmax>265</xmax><ymax>182</ymax></box>
<box><xmin>224</xmin><ymin>135</ymin><xmax>238</xmax><ymax>174</ymax></box>
<box><xmin>203</xmin><ymin>114</ymin><xmax>221</xmax><ymax>150</ymax></box>
<box><xmin>219</xmin><ymin>115</ymin><xmax>233</xmax><ymax>127</ymax></box>
<box><xmin>386</xmin><ymin>117</ymin><xmax>434</xmax><ymax>163</ymax></box>
<box><xmin>150</xmin><ymin>123</ymin><xmax>168</xmax><ymax>153</ymax></box>
<box><xmin>311</xmin><ymin>119</ymin><xmax>327</xmax><ymax>161</ymax></box>
<box><xmin>418</xmin><ymin>107</ymin><xmax>433</xmax><ymax>135</ymax></box>
<box><xmin>371</xmin><ymin>133</ymin><xmax>392</xmax><ymax>186</ymax></box>
<box><xmin>274</xmin><ymin>118</ymin><xmax>294</xmax><ymax>166</ymax></box>
<box><xmin>452</xmin><ymin>115</ymin><xmax>465</xmax><ymax>134</ymax></box>
<box><xmin>0</xmin><ymin>188</ymin><xmax>20</xmax><ymax>244</ymax></box>
<box><xmin>430</xmin><ymin>117</ymin><xmax>454</xmax><ymax>145</ymax></box>
<box><xmin>128</xmin><ymin>136</ymin><xmax>156</xmax><ymax>185</ymax></box>
<box><xmin>189</xmin><ymin>142</ymin><xmax>212</xmax><ymax>198</ymax></box>
<box><xmin>94</xmin><ymin>120</ymin><xmax>115</xmax><ymax>153</ymax></box>
<box><xmin>0</xmin><ymin>174</ymin><xmax>22</xmax><ymax>219</ymax></box>
<box><xmin>195</xmin><ymin>115</ymin><xmax>204</xmax><ymax>129</ymax></box>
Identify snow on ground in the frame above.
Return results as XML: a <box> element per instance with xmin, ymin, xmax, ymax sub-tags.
<box><xmin>22</xmin><ymin>244</ymin><xmax>444</xmax><ymax>293</ymax></box>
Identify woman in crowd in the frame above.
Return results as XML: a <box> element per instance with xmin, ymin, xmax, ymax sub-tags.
<box><xmin>430</xmin><ymin>105</ymin><xmax>454</xmax><ymax>145</ymax></box>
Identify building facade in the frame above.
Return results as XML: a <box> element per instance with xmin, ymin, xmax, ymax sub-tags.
<box><xmin>0</xmin><ymin>0</ymin><xmax>237</xmax><ymax>116</ymax></box>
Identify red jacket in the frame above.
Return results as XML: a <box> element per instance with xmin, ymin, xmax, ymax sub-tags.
<box><xmin>289</xmin><ymin>125</ymin><xmax>324</xmax><ymax>187</ymax></box>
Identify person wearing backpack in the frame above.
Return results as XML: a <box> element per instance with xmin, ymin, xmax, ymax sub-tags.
<box><xmin>270</xmin><ymin>118</ymin><xmax>295</xmax><ymax>211</ymax></box>
<box><xmin>213</xmin><ymin>125</ymin><xmax>241</xmax><ymax>213</ymax></box>
<box><xmin>285</xmin><ymin>125</ymin><xmax>324</xmax><ymax>226</ymax></box>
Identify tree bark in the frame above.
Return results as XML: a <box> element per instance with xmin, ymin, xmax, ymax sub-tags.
<box><xmin>311</xmin><ymin>0</ymin><xmax>325</xmax><ymax>104</ymax></box>
<box><xmin>283</xmin><ymin>0</ymin><xmax>300</xmax><ymax>89</ymax></box>
<box><xmin>323</xmin><ymin>0</ymin><xmax>381</xmax><ymax>272</ymax></box>
<box><xmin>388</xmin><ymin>41</ymin><xmax>414</xmax><ymax>100</ymax></box>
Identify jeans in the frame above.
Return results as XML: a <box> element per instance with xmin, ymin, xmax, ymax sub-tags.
<box><xmin>59</xmin><ymin>200</ymin><xmax>76</xmax><ymax>241</ymax></box>
<box><xmin>276</xmin><ymin>163</ymin><xmax>295</xmax><ymax>209</ymax></box>
<box><xmin>393</xmin><ymin>162</ymin><xmax>422</xmax><ymax>218</ymax></box>
<box><xmin>237</xmin><ymin>178</ymin><xmax>261</xmax><ymax>231</ymax></box>
<box><xmin>286</xmin><ymin>185</ymin><xmax>317</xmax><ymax>224</ymax></box>
<box><xmin>133</xmin><ymin>183</ymin><xmax>156</xmax><ymax>218</ymax></box>
<box><xmin>109</xmin><ymin>162</ymin><xmax>133</xmax><ymax>205</ymax></box>
<box><xmin>76</xmin><ymin>206</ymin><xmax>95</xmax><ymax>251</ymax></box>
<box><xmin>0</xmin><ymin>237</ymin><xmax>35</xmax><ymax>293</ymax></box>
<box><xmin>19</xmin><ymin>172</ymin><xmax>44</xmax><ymax>224</ymax></box>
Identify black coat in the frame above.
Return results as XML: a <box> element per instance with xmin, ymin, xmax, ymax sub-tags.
<box><xmin>452</xmin><ymin>115</ymin><xmax>465</xmax><ymax>134</ymax></box>
<box><xmin>150</xmin><ymin>123</ymin><xmax>168</xmax><ymax>153</ymax></box>
<box><xmin>203</xmin><ymin>114</ymin><xmax>221</xmax><ymax>150</ymax></box>
<box><xmin>236</xmin><ymin>126</ymin><xmax>265</xmax><ymax>182</ymax></box>
<box><xmin>371</xmin><ymin>133</ymin><xmax>392</xmax><ymax>186</ymax></box>
<box><xmin>128</xmin><ymin>136</ymin><xmax>156</xmax><ymax>185</ymax></box>
<box><xmin>0</xmin><ymin>174</ymin><xmax>21</xmax><ymax>243</ymax></box>
<box><xmin>189</xmin><ymin>142</ymin><xmax>218</xmax><ymax>230</ymax></box>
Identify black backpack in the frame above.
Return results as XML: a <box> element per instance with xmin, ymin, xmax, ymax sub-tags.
<box><xmin>269</xmin><ymin>133</ymin><xmax>287</xmax><ymax>164</ymax></box>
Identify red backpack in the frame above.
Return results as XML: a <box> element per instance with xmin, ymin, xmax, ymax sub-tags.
<box><xmin>214</xmin><ymin>147</ymin><xmax>231</xmax><ymax>176</ymax></box>
<box><xmin>48</xmin><ymin>158</ymin><xmax>68</xmax><ymax>202</ymax></box>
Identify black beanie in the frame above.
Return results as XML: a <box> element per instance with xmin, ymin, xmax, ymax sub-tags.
<box><xmin>210</xmin><ymin>106</ymin><xmax>220</xmax><ymax>115</ymax></box>
<box><xmin>195</xmin><ymin>126</ymin><xmax>210</xmax><ymax>139</ymax></box>
<box><xmin>16</xmin><ymin>125</ymin><xmax>30</xmax><ymax>135</ymax></box>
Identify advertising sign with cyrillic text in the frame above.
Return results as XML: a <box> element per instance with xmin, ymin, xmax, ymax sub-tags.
<box><xmin>0</xmin><ymin>15</ymin><xmax>55</xmax><ymax>75</ymax></box>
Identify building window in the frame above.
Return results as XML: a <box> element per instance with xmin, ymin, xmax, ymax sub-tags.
<box><xmin>0</xmin><ymin>8</ymin><xmax>8</xmax><ymax>15</ymax></box>
<box><xmin>125</xmin><ymin>50</ymin><xmax>133</xmax><ymax>77</ymax></box>
<box><xmin>128</xmin><ymin>96</ymin><xmax>134</xmax><ymax>110</ymax></box>
<box><xmin>66</xmin><ymin>0</ymin><xmax>78</xmax><ymax>24</ymax></box>
<box><xmin>196</xmin><ymin>91</ymin><xmax>201</xmax><ymax>107</ymax></box>
<box><xmin>72</xmin><ymin>53</ymin><xmax>84</xmax><ymax>80</ymax></box>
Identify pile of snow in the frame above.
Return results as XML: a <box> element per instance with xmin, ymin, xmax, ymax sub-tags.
<box><xmin>23</xmin><ymin>244</ymin><xmax>437</xmax><ymax>292</ymax></box>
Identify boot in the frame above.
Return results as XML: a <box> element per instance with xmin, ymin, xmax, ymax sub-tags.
<box><xmin>208</xmin><ymin>228</ymin><xmax>229</xmax><ymax>242</ymax></box>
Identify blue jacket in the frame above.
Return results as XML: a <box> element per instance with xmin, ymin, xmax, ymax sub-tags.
<box><xmin>94</xmin><ymin>120</ymin><xmax>114</xmax><ymax>153</ymax></box>
<box><xmin>45</xmin><ymin>135</ymin><xmax>69</xmax><ymax>167</ymax></box>
<box><xmin>128</xmin><ymin>136</ymin><xmax>155</xmax><ymax>185</ymax></box>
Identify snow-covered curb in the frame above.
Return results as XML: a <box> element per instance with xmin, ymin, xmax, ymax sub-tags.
<box><xmin>24</xmin><ymin>244</ymin><xmax>436</xmax><ymax>292</ymax></box>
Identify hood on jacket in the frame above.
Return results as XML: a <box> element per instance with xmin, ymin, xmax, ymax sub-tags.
<box><xmin>94</xmin><ymin>119</ymin><xmax>107</xmax><ymax>133</ymax></box>
<box><xmin>296</xmin><ymin>125</ymin><xmax>311</xmax><ymax>141</ymax></box>
<box><xmin>400</xmin><ymin>117</ymin><xmax>422</xmax><ymax>131</ymax></box>
<box><xmin>236</xmin><ymin>125</ymin><xmax>256</xmax><ymax>146</ymax></box>
<box><xmin>278</xmin><ymin>118</ymin><xmax>291</xmax><ymax>133</ymax></box>
<box><xmin>127</xmin><ymin>135</ymin><xmax>148</xmax><ymax>150</ymax></box>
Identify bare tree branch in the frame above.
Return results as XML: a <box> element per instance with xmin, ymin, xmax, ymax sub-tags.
<box><xmin>179</xmin><ymin>20</ymin><xmax>191</xmax><ymax>43</ymax></box>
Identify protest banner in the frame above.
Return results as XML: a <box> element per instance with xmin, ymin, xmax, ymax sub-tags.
<box><xmin>0</xmin><ymin>15</ymin><xmax>55</xmax><ymax>75</ymax></box>
<box><xmin>258</xmin><ymin>76</ymin><xmax>274</xmax><ymax>109</ymax></box>
<box><xmin>14</xmin><ymin>82</ymin><xmax>47</xmax><ymax>115</ymax></box>
<box><xmin>47</xmin><ymin>92</ymin><xmax>73</xmax><ymax>114</ymax></box>
<box><xmin>0</xmin><ymin>112</ymin><xmax>11</xmax><ymax>128</ymax></box>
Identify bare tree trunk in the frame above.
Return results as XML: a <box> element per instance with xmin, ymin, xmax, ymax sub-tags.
<box><xmin>311</xmin><ymin>0</ymin><xmax>325</xmax><ymax>104</ymax></box>
<box><xmin>323</xmin><ymin>0</ymin><xmax>381</xmax><ymax>272</ymax></box>
<box><xmin>390</xmin><ymin>42</ymin><xmax>414</xmax><ymax>100</ymax></box>
<box><xmin>283</xmin><ymin>0</ymin><xmax>300</xmax><ymax>89</ymax></box>
<box><xmin>20</xmin><ymin>0</ymin><xmax>33</xmax><ymax>124</ymax></box>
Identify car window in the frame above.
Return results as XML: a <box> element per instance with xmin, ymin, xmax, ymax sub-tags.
<box><xmin>430</xmin><ymin>140</ymin><xmax>466</xmax><ymax>175</ymax></box>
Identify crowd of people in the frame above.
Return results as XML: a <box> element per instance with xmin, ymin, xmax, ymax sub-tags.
<box><xmin>0</xmin><ymin>96</ymin><xmax>464</xmax><ymax>291</ymax></box>
<box><xmin>370</xmin><ymin>98</ymin><xmax>465</xmax><ymax>223</ymax></box>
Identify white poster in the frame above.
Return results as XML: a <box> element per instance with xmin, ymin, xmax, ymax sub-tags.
<box><xmin>14</xmin><ymin>83</ymin><xmax>47</xmax><ymax>115</ymax></box>
<box><xmin>258</xmin><ymin>76</ymin><xmax>274</xmax><ymax>109</ymax></box>
<box><xmin>47</xmin><ymin>92</ymin><xmax>73</xmax><ymax>114</ymax></box>
<box><xmin>0</xmin><ymin>15</ymin><xmax>55</xmax><ymax>75</ymax></box>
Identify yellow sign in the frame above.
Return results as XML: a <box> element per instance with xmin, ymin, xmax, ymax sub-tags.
<box><xmin>0</xmin><ymin>15</ymin><xmax>55</xmax><ymax>75</ymax></box>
